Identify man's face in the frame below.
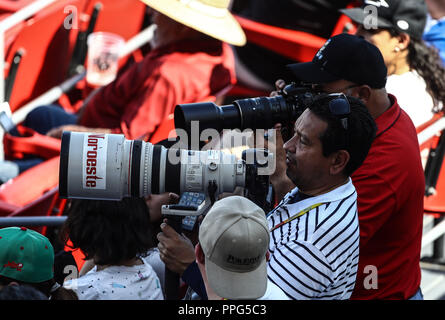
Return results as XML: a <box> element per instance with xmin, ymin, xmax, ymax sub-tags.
<box><xmin>149</xmin><ymin>9</ymin><xmax>188</xmax><ymax>49</ymax></box>
<box><xmin>283</xmin><ymin>109</ymin><xmax>331</xmax><ymax>191</ymax></box>
<box><xmin>315</xmin><ymin>79</ymin><xmax>360</xmax><ymax>96</ymax></box>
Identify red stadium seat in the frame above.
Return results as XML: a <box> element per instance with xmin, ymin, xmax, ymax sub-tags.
<box><xmin>0</xmin><ymin>156</ymin><xmax>59</xmax><ymax>210</ymax></box>
<box><xmin>5</xmin><ymin>0</ymin><xmax>88</xmax><ymax>112</ymax></box>
<box><xmin>3</xmin><ymin>125</ymin><xmax>61</xmax><ymax>160</ymax></box>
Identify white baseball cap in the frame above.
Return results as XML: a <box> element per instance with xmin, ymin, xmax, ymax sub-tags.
<box><xmin>199</xmin><ymin>196</ymin><xmax>269</xmax><ymax>299</ymax></box>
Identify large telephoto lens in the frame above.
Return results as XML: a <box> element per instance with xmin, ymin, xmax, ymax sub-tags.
<box><xmin>59</xmin><ymin>131</ymin><xmax>249</xmax><ymax>200</ymax></box>
<box><xmin>174</xmin><ymin>95</ymin><xmax>295</xmax><ymax>133</ymax></box>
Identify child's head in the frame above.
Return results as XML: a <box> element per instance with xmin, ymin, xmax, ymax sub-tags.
<box><xmin>62</xmin><ymin>197</ymin><xmax>155</xmax><ymax>265</ymax></box>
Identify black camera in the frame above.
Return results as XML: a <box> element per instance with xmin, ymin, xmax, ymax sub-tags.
<box><xmin>174</xmin><ymin>83</ymin><xmax>318</xmax><ymax>138</ymax></box>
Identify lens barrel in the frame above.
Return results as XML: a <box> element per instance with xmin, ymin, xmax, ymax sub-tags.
<box><xmin>59</xmin><ymin>132</ymin><xmax>249</xmax><ymax>200</ymax></box>
<box><xmin>174</xmin><ymin>95</ymin><xmax>291</xmax><ymax>133</ymax></box>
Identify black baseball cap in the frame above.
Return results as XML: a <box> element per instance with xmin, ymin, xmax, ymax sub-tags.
<box><xmin>340</xmin><ymin>0</ymin><xmax>427</xmax><ymax>39</ymax></box>
<box><xmin>287</xmin><ymin>33</ymin><xmax>387</xmax><ymax>88</ymax></box>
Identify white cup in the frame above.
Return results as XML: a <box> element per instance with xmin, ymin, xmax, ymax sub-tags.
<box><xmin>86</xmin><ymin>32</ymin><xmax>125</xmax><ymax>86</ymax></box>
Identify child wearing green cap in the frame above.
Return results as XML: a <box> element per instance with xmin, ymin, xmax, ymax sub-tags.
<box><xmin>0</xmin><ymin>226</ymin><xmax>78</xmax><ymax>300</ymax></box>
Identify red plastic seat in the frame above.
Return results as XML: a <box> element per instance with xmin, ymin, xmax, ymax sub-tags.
<box><xmin>3</xmin><ymin>125</ymin><xmax>61</xmax><ymax>160</ymax></box>
<box><xmin>0</xmin><ymin>0</ymin><xmax>36</xmax><ymax>15</ymax></box>
<box><xmin>0</xmin><ymin>156</ymin><xmax>59</xmax><ymax>211</ymax></box>
<box><xmin>228</xmin><ymin>3</ymin><xmax>357</xmax><ymax>99</ymax></box>
<box><xmin>418</xmin><ymin>113</ymin><xmax>445</xmax><ymax>217</ymax></box>
<box><xmin>83</xmin><ymin>0</ymin><xmax>146</xmax><ymax>40</ymax></box>
<box><xmin>5</xmin><ymin>0</ymin><xmax>87</xmax><ymax>112</ymax></box>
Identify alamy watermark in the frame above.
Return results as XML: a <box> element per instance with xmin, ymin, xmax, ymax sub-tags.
<box><xmin>63</xmin><ymin>5</ymin><xmax>78</xmax><ymax>30</ymax></box>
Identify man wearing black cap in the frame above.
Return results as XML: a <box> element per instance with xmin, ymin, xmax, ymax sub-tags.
<box><xmin>340</xmin><ymin>0</ymin><xmax>445</xmax><ymax>129</ymax></box>
<box><xmin>271</xmin><ymin>33</ymin><xmax>425</xmax><ymax>300</ymax></box>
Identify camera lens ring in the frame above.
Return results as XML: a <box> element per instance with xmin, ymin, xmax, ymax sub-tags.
<box><xmin>59</xmin><ymin>131</ymin><xmax>71</xmax><ymax>198</ymax></box>
<box><xmin>130</xmin><ymin>140</ymin><xmax>142</xmax><ymax>197</ymax></box>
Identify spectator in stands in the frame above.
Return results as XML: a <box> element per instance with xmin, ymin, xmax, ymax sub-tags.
<box><xmin>424</xmin><ymin>0</ymin><xmax>445</xmax><ymax>65</ymax></box>
<box><xmin>341</xmin><ymin>0</ymin><xmax>445</xmax><ymax>127</ymax></box>
<box><xmin>61</xmin><ymin>198</ymin><xmax>164</xmax><ymax>300</ymax></box>
<box><xmin>271</xmin><ymin>33</ymin><xmax>425</xmax><ymax>299</ymax></box>
<box><xmin>23</xmin><ymin>0</ymin><xmax>245</xmax><ymax>142</ymax></box>
<box><xmin>0</xmin><ymin>226</ymin><xmax>78</xmax><ymax>300</ymax></box>
<box><xmin>158</xmin><ymin>196</ymin><xmax>290</xmax><ymax>300</ymax></box>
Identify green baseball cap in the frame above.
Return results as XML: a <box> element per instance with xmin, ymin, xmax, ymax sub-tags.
<box><xmin>0</xmin><ymin>227</ymin><xmax>54</xmax><ymax>283</ymax></box>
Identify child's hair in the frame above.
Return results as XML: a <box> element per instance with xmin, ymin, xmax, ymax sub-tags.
<box><xmin>61</xmin><ymin>197</ymin><xmax>155</xmax><ymax>265</ymax></box>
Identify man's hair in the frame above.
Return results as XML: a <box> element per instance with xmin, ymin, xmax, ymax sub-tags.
<box><xmin>61</xmin><ymin>197</ymin><xmax>155</xmax><ymax>266</ymax></box>
<box><xmin>308</xmin><ymin>94</ymin><xmax>377</xmax><ymax>176</ymax></box>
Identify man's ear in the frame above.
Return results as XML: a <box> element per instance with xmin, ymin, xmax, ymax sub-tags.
<box><xmin>195</xmin><ymin>243</ymin><xmax>205</xmax><ymax>265</ymax></box>
<box><xmin>330</xmin><ymin>150</ymin><xmax>350</xmax><ymax>176</ymax></box>
<box><xmin>355</xmin><ymin>85</ymin><xmax>372</xmax><ymax>105</ymax></box>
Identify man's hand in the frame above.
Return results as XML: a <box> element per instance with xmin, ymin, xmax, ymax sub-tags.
<box><xmin>267</xmin><ymin>79</ymin><xmax>296</xmax><ymax>201</ymax></box>
<box><xmin>157</xmin><ymin>219</ymin><xmax>196</xmax><ymax>275</ymax></box>
<box><xmin>146</xmin><ymin>193</ymin><xmax>180</xmax><ymax>223</ymax></box>
<box><xmin>270</xmin><ymin>79</ymin><xmax>287</xmax><ymax>97</ymax></box>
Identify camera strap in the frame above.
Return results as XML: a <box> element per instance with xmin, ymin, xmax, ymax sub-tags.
<box><xmin>269</xmin><ymin>202</ymin><xmax>324</xmax><ymax>232</ymax></box>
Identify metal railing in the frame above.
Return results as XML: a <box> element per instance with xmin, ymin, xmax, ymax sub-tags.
<box><xmin>0</xmin><ymin>216</ymin><xmax>66</xmax><ymax>227</ymax></box>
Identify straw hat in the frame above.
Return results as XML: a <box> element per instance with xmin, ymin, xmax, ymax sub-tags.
<box><xmin>140</xmin><ymin>0</ymin><xmax>246</xmax><ymax>46</ymax></box>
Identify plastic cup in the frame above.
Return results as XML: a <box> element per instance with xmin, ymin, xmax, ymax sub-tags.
<box><xmin>86</xmin><ymin>32</ymin><xmax>125</xmax><ymax>86</ymax></box>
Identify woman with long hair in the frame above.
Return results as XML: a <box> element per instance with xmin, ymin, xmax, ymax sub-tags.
<box><xmin>342</xmin><ymin>0</ymin><xmax>445</xmax><ymax>127</ymax></box>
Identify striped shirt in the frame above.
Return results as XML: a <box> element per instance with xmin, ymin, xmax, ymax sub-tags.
<box><xmin>267</xmin><ymin>178</ymin><xmax>359</xmax><ymax>300</ymax></box>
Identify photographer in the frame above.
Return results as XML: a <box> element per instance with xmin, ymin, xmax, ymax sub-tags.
<box><xmin>158</xmin><ymin>93</ymin><xmax>377</xmax><ymax>300</ymax></box>
<box><xmin>271</xmin><ymin>34</ymin><xmax>425</xmax><ymax>300</ymax></box>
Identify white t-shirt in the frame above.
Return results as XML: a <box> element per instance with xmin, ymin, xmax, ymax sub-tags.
<box><xmin>64</xmin><ymin>255</ymin><xmax>164</xmax><ymax>300</ymax></box>
<box><xmin>258</xmin><ymin>280</ymin><xmax>291</xmax><ymax>300</ymax></box>
<box><xmin>386</xmin><ymin>71</ymin><xmax>436</xmax><ymax>128</ymax></box>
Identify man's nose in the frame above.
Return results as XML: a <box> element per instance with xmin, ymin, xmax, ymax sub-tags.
<box><xmin>283</xmin><ymin>137</ymin><xmax>294</xmax><ymax>153</ymax></box>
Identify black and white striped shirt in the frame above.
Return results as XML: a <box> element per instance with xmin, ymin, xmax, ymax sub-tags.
<box><xmin>267</xmin><ymin>178</ymin><xmax>359</xmax><ymax>300</ymax></box>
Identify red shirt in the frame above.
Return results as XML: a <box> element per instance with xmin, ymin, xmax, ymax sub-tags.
<box><xmin>79</xmin><ymin>39</ymin><xmax>235</xmax><ymax>139</ymax></box>
<box><xmin>351</xmin><ymin>95</ymin><xmax>424</xmax><ymax>299</ymax></box>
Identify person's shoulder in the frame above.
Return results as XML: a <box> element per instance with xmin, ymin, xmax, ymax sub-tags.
<box><xmin>63</xmin><ymin>272</ymin><xmax>101</xmax><ymax>300</ymax></box>
<box><xmin>258</xmin><ymin>280</ymin><xmax>291</xmax><ymax>300</ymax></box>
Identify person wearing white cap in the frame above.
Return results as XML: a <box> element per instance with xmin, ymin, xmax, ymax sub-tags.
<box><xmin>157</xmin><ymin>196</ymin><xmax>289</xmax><ymax>300</ymax></box>
<box><xmin>198</xmin><ymin>196</ymin><xmax>289</xmax><ymax>300</ymax></box>
<box><xmin>23</xmin><ymin>0</ymin><xmax>246</xmax><ymax>146</ymax></box>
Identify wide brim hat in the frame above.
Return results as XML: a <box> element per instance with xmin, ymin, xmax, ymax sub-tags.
<box><xmin>140</xmin><ymin>0</ymin><xmax>246</xmax><ymax>46</ymax></box>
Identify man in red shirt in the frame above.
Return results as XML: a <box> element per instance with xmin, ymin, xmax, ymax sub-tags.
<box><xmin>23</xmin><ymin>0</ymin><xmax>245</xmax><ymax>141</ymax></box>
<box><xmin>271</xmin><ymin>34</ymin><xmax>425</xmax><ymax>299</ymax></box>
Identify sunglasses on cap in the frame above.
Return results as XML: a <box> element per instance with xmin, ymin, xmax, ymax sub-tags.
<box><xmin>326</xmin><ymin>93</ymin><xmax>351</xmax><ymax>131</ymax></box>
